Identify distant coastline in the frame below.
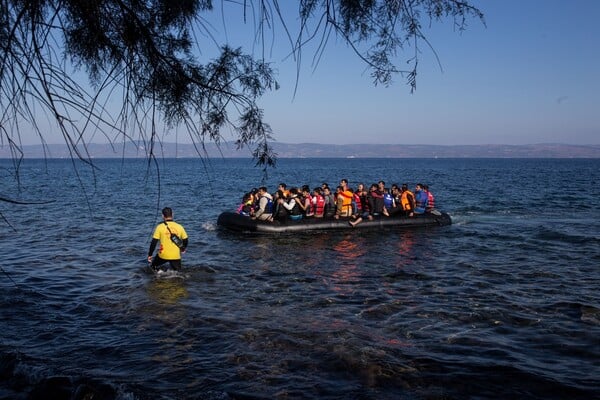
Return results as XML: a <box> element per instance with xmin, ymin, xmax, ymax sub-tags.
<box><xmin>1</xmin><ymin>141</ymin><xmax>599</xmax><ymax>159</ymax></box>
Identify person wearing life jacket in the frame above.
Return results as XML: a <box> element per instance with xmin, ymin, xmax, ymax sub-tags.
<box><xmin>311</xmin><ymin>187</ymin><xmax>326</xmax><ymax>218</ymax></box>
<box><xmin>414</xmin><ymin>183</ymin><xmax>428</xmax><ymax>214</ymax></box>
<box><xmin>349</xmin><ymin>183</ymin><xmax>379</xmax><ymax>227</ymax></box>
<box><xmin>400</xmin><ymin>184</ymin><xmax>416</xmax><ymax>215</ymax></box>
<box><xmin>252</xmin><ymin>186</ymin><xmax>274</xmax><ymax>221</ymax></box>
<box><xmin>386</xmin><ymin>183</ymin><xmax>415</xmax><ymax>217</ymax></box>
<box><xmin>351</xmin><ymin>188</ymin><xmax>362</xmax><ymax>217</ymax></box>
<box><xmin>323</xmin><ymin>186</ymin><xmax>336</xmax><ymax>219</ymax></box>
<box><xmin>297</xmin><ymin>185</ymin><xmax>314</xmax><ymax>217</ymax></box>
<box><xmin>271</xmin><ymin>189</ymin><xmax>288</xmax><ymax>222</ymax></box>
<box><xmin>236</xmin><ymin>192</ymin><xmax>254</xmax><ymax>216</ymax></box>
<box><xmin>383</xmin><ymin>188</ymin><xmax>394</xmax><ymax>211</ymax></box>
<box><xmin>334</xmin><ymin>184</ymin><xmax>353</xmax><ymax>219</ymax></box>
<box><xmin>281</xmin><ymin>187</ymin><xmax>303</xmax><ymax>220</ymax></box>
<box><xmin>249</xmin><ymin>187</ymin><xmax>259</xmax><ymax>208</ymax></box>
<box><xmin>277</xmin><ymin>183</ymin><xmax>290</xmax><ymax>199</ymax></box>
<box><xmin>383</xmin><ymin>184</ymin><xmax>399</xmax><ymax>217</ymax></box>
<box><xmin>424</xmin><ymin>184</ymin><xmax>435</xmax><ymax>213</ymax></box>
<box><xmin>368</xmin><ymin>183</ymin><xmax>384</xmax><ymax>216</ymax></box>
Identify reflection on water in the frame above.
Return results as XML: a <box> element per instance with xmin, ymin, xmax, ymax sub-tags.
<box><xmin>393</xmin><ymin>229</ymin><xmax>415</xmax><ymax>268</ymax></box>
<box><xmin>146</xmin><ymin>273</ymin><xmax>189</xmax><ymax>305</ymax></box>
<box><xmin>330</xmin><ymin>236</ymin><xmax>365</xmax><ymax>295</ymax></box>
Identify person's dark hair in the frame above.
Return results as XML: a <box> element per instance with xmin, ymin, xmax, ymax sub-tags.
<box><xmin>259</xmin><ymin>186</ymin><xmax>268</xmax><ymax>192</ymax></box>
<box><xmin>162</xmin><ymin>207</ymin><xmax>173</xmax><ymax>218</ymax></box>
<box><xmin>423</xmin><ymin>184</ymin><xmax>429</xmax><ymax>190</ymax></box>
<box><xmin>279</xmin><ymin>183</ymin><xmax>287</xmax><ymax>189</ymax></box>
<box><xmin>301</xmin><ymin>184</ymin><xmax>310</xmax><ymax>193</ymax></box>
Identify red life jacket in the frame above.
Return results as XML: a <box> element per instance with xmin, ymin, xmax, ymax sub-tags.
<box><xmin>304</xmin><ymin>193</ymin><xmax>313</xmax><ymax>215</ymax></box>
<box><xmin>353</xmin><ymin>192</ymin><xmax>362</xmax><ymax>212</ymax></box>
<box><xmin>426</xmin><ymin>191</ymin><xmax>435</xmax><ymax>210</ymax></box>
<box><xmin>313</xmin><ymin>194</ymin><xmax>325</xmax><ymax>216</ymax></box>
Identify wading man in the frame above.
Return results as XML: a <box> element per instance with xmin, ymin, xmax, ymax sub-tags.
<box><xmin>148</xmin><ymin>207</ymin><xmax>188</xmax><ymax>271</ymax></box>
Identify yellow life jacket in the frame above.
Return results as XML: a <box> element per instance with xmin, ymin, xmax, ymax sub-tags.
<box><xmin>401</xmin><ymin>190</ymin><xmax>415</xmax><ymax>211</ymax></box>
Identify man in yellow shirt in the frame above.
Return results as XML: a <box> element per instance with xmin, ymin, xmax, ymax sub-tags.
<box><xmin>147</xmin><ymin>207</ymin><xmax>188</xmax><ymax>271</ymax></box>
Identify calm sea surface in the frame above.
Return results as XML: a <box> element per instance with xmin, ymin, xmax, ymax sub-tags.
<box><xmin>0</xmin><ymin>157</ymin><xmax>598</xmax><ymax>400</ymax></box>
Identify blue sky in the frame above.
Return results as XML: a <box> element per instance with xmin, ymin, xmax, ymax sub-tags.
<box><xmin>16</xmin><ymin>1</ymin><xmax>600</xmax><ymax>146</ymax></box>
<box><xmin>205</xmin><ymin>0</ymin><xmax>600</xmax><ymax>146</ymax></box>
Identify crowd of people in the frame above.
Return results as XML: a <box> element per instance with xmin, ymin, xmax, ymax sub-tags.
<box><xmin>236</xmin><ymin>179</ymin><xmax>438</xmax><ymax>226</ymax></box>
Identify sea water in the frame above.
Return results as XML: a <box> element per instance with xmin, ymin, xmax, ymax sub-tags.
<box><xmin>0</xmin><ymin>157</ymin><xmax>598</xmax><ymax>399</ymax></box>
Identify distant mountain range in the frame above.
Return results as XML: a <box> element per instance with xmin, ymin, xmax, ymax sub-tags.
<box><xmin>1</xmin><ymin>141</ymin><xmax>599</xmax><ymax>158</ymax></box>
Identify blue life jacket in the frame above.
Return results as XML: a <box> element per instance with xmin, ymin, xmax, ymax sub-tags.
<box><xmin>383</xmin><ymin>192</ymin><xmax>394</xmax><ymax>209</ymax></box>
<box><xmin>264</xmin><ymin>197</ymin><xmax>273</xmax><ymax>213</ymax></box>
<box><xmin>414</xmin><ymin>190</ymin><xmax>428</xmax><ymax>213</ymax></box>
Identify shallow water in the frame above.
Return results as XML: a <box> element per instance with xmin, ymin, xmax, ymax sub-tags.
<box><xmin>1</xmin><ymin>157</ymin><xmax>599</xmax><ymax>399</ymax></box>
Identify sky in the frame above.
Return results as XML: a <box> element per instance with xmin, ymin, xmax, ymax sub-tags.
<box><xmin>14</xmin><ymin>0</ymin><xmax>600</xmax><ymax>146</ymax></box>
<box><xmin>208</xmin><ymin>0</ymin><xmax>600</xmax><ymax>146</ymax></box>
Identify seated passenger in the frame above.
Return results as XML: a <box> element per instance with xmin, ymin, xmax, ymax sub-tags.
<box><xmin>297</xmin><ymin>185</ymin><xmax>314</xmax><ymax>217</ymax></box>
<box><xmin>349</xmin><ymin>186</ymin><xmax>371</xmax><ymax>227</ymax></box>
<box><xmin>312</xmin><ymin>187</ymin><xmax>325</xmax><ymax>218</ymax></box>
<box><xmin>277</xmin><ymin>183</ymin><xmax>290</xmax><ymax>199</ymax></box>
<box><xmin>272</xmin><ymin>190</ymin><xmax>288</xmax><ymax>222</ymax></box>
<box><xmin>334</xmin><ymin>185</ymin><xmax>353</xmax><ymax>219</ymax></box>
<box><xmin>383</xmin><ymin>188</ymin><xmax>394</xmax><ymax>212</ymax></box>
<box><xmin>323</xmin><ymin>186</ymin><xmax>336</xmax><ymax>219</ymax></box>
<box><xmin>368</xmin><ymin>183</ymin><xmax>384</xmax><ymax>217</ymax></box>
<box><xmin>249</xmin><ymin>187</ymin><xmax>259</xmax><ymax>206</ymax></box>
<box><xmin>351</xmin><ymin>187</ymin><xmax>362</xmax><ymax>218</ymax></box>
<box><xmin>385</xmin><ymin>183</ymin><xmax>414</xmax><ymax>217</ymax></box>
<box><xmin>414</xmin><ymin>183</ymin><xmax>428</xmax><ymax>214</ymax></box>
<box><xmin>424</xmin><ymin>184</ymin><xmax>435</xmax><ymax>213</ymax></box>
<box><xmin>280</xmin><ymin>187</ymin><xmax>303</xmax><ymax>220</ymax></box>
<box><xmin>382</xmin><ymin>185</ymin><xmax>399</xmax><ymax>217</ymax></box>
<box><xmin>252</xmin><ymin>186</ymin><xmax>274</xmax><ymax>221</ymax></box>
<box><xmin>236</xmin><ymin>192</ymin><xmax>253</xmax><ymax>217</ymax></box>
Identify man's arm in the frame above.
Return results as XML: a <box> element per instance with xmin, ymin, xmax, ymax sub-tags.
<box><xmin>148</xmin><ymin>238</ymin><xmax>158</xmax><ymax>261</ymax></box>
<box><xmin>181</xmin><ymin>238</ymin><xmax>188</xmax><ymax>252</ymax></box>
